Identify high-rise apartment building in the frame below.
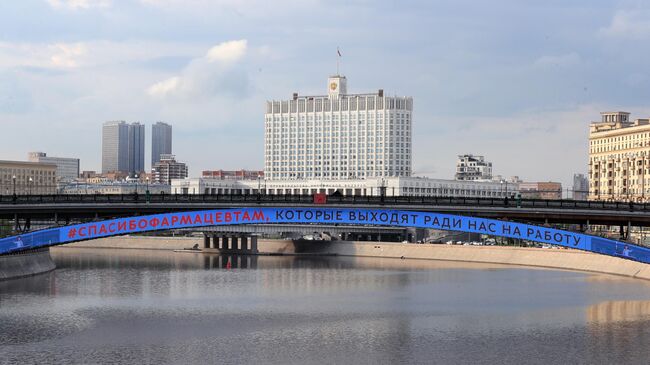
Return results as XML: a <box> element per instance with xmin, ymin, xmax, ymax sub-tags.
<box><xmin>128</xmin><ymin>122</ymin><xmax>145</xmax><ymax>174</ymax></box>
<box><xmin>588</xmin><ymin>111</ymin><xmax>650</xmax><ymax>202</ymax></box>
<box><xmin>455</xmin><ymin>154</ymin><xmax>492</xmax><ymax>181</ymax></box>
<box><xmin>28</xmin><ymin>152</ymin><xmax>80</xmax><ymax>181</ymax></box>
<box><xmin>102</xmin><ymin>121</ymin><xmax>145</xmax><ymax>175</ymax></box>
<box><xmin>152</xmin><ymin>122</ymin><xmax>172</xmax><ymax>166</ymax></box>
<box><xmin>102</xmin><ymin>121</ymin><xmax>129</xmax><ymax>174</ymax></box>
<box><xmin>572</xmin><ymin>173</ymin><xmax>588</xmax><ymax>200</ymax></box>
<box><xmin>264</xmin><ymin>75</ymin><xmax>413</xmax><ymax>180</ymax></box>
<box><xmin>152</xmin><ymin>154</ymin><xmax>188</xmax><ymax>184</ymax></box>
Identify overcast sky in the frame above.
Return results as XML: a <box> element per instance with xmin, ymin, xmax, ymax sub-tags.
<box><xmin>1</xmin><ymin>0</ymin><xmax>650</xmax><ymax>187</ymax></box>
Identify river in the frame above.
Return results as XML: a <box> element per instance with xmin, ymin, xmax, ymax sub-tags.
<box><xmin>2</xmin><ymin>248</ymin><xmax>650</xmax><ymax>364</ymax></box>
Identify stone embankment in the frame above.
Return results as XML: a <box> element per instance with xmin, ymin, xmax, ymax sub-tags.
<box><xmin>0</xmin><ymin>248</ymin><xmax>56</xmax><ymax>281</ymax></box>
<box><xmin>60</xmin><ymin>236</ymin><xmax>650</xmax><ymax>281</ymax></box>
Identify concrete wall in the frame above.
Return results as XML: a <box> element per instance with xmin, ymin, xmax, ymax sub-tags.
<box><xmin>61</xmin><ymin>236</ymin><xmax>650</xmax><ymax>281</ymax></box>
<box><xmin>0</xmin><ymin>248</ymin><xmax>56</xmax><ymax>281</ymax></box>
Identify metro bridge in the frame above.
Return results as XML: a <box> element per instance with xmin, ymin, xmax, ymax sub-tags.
<box><xmin>2</xmin><ymin>193</ymin><xmax>650</xmax><ymax>265</ymax></box>
<box><xmin>1</xmin><ymin>194</ymin><xmax>650</xmax><ymax>228</ymax></box>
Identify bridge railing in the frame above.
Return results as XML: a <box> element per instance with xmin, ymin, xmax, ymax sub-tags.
<box><xmin>0</xmin><ymin>193</ymin><xmax>649</xmax><ymax>211</ymax></box>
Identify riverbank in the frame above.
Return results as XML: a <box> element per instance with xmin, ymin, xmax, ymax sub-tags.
<box><xmin>0</xmin><ymin>248</ymin><xmax>56</xmax><ymax>281</ymax></box>
<box><xmin>57</xmin><ymin>236</ymin><xmax>650</xmax><ymax>281</ymax></box>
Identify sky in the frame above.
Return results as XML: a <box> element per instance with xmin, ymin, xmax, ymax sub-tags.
<box><xmin>1</xmin><ymin>0</ymin><xmax>650</xmax><ymax>188</ymax></box>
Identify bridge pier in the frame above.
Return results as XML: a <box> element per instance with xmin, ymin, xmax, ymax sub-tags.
<box><xmin>205</xmin><ymin>234</ymin><xmax>258</xmax><ymax>254</ymax></box>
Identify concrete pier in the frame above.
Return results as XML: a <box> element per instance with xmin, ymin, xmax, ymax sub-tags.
<box><xmin>0</xmin><ymin>248</ymin><xmax>56</xmax><ymax>281</ymax></box>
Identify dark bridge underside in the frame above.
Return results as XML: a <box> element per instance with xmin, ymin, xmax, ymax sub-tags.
<box><xmin>1</xmin><ymin>194</ymin><xmax>649</xmax><ymax>227</ymax></box>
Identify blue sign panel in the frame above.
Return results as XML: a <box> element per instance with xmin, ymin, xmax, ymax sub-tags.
<box><xmin>1</xmin><ymin>208</ymin><xmax>649</xmax><ymax>265</ymax></box>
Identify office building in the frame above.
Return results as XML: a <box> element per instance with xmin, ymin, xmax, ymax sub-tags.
<box><xmin>152</xmin><ymin>122</ymin><xmax>172</xmax><ymax>166</ymax></box>
<box><xmin>264</xmin><ymin>75</ymin><xmax>413</xmax><ymax>180</ymax></box>
<box><xmin>455</xmin><ymin>154</ymin><xmax>492</xmax><ymax>181</ymax></box>
<box><xmin>573</xmin><ymin>173</ymin><xmax>588</xmax><ymax>200</ymax></box>
<box><xmin>102</xmin><ymin>121</ymin><xmax>145</xmax><ymax>175</ymax></box>
<box><xmin>589</xmin><ymin>111</ymin><xmax>650</xmax><ymax>201</ymax></box>
<box><xmin>172</xmin><ymin>176</ymin><xmax>518</xmax><ymax>198</ymax></box>
<box><xmin>28</xmin><ymin>152</ymin><xmax>80</xmax><ymax>181</ymax></box>
<box><xmin>0</xmin><ymin>160</ymin><xmax>57</xmax><ymax>195</ymax></box>
<box><xmin>102</xmin><ymin>121</ymin><xmax>129</xmax><ymax>174</ymax></box>
<box><xmin>128</xmin><ymin>122</ymin><xmax>145</xmax><ymax>174</ymax></box>
<box><xmin>152</xmin><ymin>154</ymin><xmax>188</xmax><ymax>184</ymax></box>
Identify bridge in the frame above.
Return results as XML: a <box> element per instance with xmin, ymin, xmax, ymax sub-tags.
<box><xmin>2</xmin><ymin>194</ymin><xmax>650</xmax><ymax>228</ymax></box>
<box><xmin>2</xmin><ymin>201</ymin><xmax>650</xmax><ymax>265</ymax></box>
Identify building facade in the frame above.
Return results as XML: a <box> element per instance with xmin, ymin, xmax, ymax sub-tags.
<box><xmin>573</xmin><ymin>173</ymin><xmax>589</xmax><ymax>200</ymax></box>
<box><xmin>152</xmin><ymin>154</ymin><xmax>188</xmax><ymax>184</ymax></box>
<box><xmin>172</xmin><ymin>176</ymin><xmax>518</xmax><ymax>198</ymax></box>
<box><xmin>589</xmin><ymin>111</ymin><xmax>650</xmax><ymax>201</ymax></box>
<box><xmin>102</xmin><ymin>121</ymin><xmax>129</xmax><ymax>174</ymax></box>
<box><xmin>455</xmin><ymin>154</ymin><xmax>492</xmax><ymax>181</ymax></box>
<box><xmin>0</xmin><ymin>160</ymin><xmax>57</xmax><ymax>195</ymax></box>
<box><xmin>28</xmin><ymin>152</ymin><xmax>80</xmax><ymax>181</ymax></box>
<box><xmin>61</xmin><ymin>182</ymin><xmax>170</xmax><ymax>195</ymax></box>
<box><xmin>264</xmin><ymin>75</ymin><xmax>413</xmax><ymax>180</ymax></box>
<box><xmin>519</xmin><ymin>182</ymin><xmax>562</xmax><ymax>200</ymax></box>
<box><xmin>152</xmin><ymin>122</ymin><xmax>172</xmax><ymax>166</ymax></box>
<box><xmin>202</xmin><ymin>169</ymin><xmax>264</xmax><ymax>180</ymax></box>
<box><xmin>128</xmin><ymin>122</ymin><xmax>145</xmax><ymax>174</ymax></box>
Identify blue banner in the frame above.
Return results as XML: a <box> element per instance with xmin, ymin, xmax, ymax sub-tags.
<box><xmin>1</xmin><ymin>207</ymin><xmax>648</xmax><ymax>264</ymax></box>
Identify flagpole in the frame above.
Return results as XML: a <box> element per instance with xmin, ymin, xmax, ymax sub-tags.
<box><xmin>336</xmin><ymin>48</ymin><xmax>340</xmax><ymax>75</ymax></box>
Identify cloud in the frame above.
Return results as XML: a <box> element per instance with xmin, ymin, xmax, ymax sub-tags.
<box><xmin>206</xmin><ymin>40</ymin><xmax>247</xmax><ymax>63</ymax></box>
<box><xmin>147</xmin><ymin>39</ymin><xmax>250</xmax><ymax>99</ymax></box>
<box><xmin>533</xmin><ymin>53</ymin><xmax>580</xmax><ymax>68</ymax></box>
<box><xmin>600</xmin><ymin>10</ymin><xmax>650</xmax><ymax>40</ymax></box>
<box><xmin>46</xmin><ymin>0</ymin><xmax>111</xmax><ymax>10</ymax></box>
<box><xmin>147</xmin><ymin>76</ymin><xmax>180</xmax><ymax>96</ymax></box>
<box><xmin>49</xmin><ymin>43</ymin><xmax>87</xmax><ymax>68</ymax></box>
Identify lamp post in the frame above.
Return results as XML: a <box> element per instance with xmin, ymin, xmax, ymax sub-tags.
<box><xmin>28</xmin><ymin>177</ymin><xmax>33</xmax><ymax>195</ymax></box>
<box><xmin>134</xmin><ymin>174</ymin><xmax>138</xmax><ymax>194</ymax></box>
<box><xmin>146</xmin><ymin>177</ymin><xmax>149</xmax><ymax>194</ymax></box>
<box><xmin>12</xmin><ymin>175</ymin><xmax>16</xmax><ymax>196</ymax></box>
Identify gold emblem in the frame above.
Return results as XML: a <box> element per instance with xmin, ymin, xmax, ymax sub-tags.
<box><xmin>330</xmin><ymin>82</ymin><xmax>337</xmax><ymax>91</ymax></box>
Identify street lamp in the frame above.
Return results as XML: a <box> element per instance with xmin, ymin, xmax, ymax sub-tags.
<box><xmin>28</xmin><ymin>177</ymin><xmax>33</xmax><ymax>195</ymax></box>
<box><xmin>134</xmin><ymin>174</ymin><xmax>138</xmax><ymax>194</ymax></box>
<box><xmin>146</xmin><ymin>177</ymin><xmax>149</xmax><ymax>194</ymax></box>
<box><xmin>12</xmin><ymin>175</ymin><xmax>16</xmax><ymax>196</ymax></box>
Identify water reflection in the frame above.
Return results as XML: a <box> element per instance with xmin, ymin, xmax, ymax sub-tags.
<box><xmin>2</xmin><ymin>248</ymin><xmax>650</xmax><ymax>364</ymax></box>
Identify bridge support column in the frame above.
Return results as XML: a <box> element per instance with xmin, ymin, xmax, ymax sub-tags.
<box><xmin>203</xmin><ymin>234</ymin><xmax>210</xmax><ymax>249</ymax></box>
<box><xmin>250</xmin><ymin>235</ymin><xmax>258</xmax><ymax>253</ymax></box>
<box><xmin>220</xmin><ymin>235</ymin><xmax>229</xmax><ymax>250</ymax></box>
<box><xmin>240</xmin><ymin>236</ymin><xmax>249</xmax><ymax>253</ymax></box>
<box><xmin>231</xmin><ymin>236</ymin><xmax>239</xmax><ymax>251</ymax></box>
<box><xmin>628</xmin><ymin>221</ymin><xmax>632</xmax><ymax>241</ymax></box>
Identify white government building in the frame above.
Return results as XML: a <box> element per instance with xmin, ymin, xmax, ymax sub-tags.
<box><xmin>172</xmin><ymin>75</ymin><xmax>518</xmax><ymax>198</ymax></box>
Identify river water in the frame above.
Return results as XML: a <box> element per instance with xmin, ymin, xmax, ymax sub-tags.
<box><xmin>3</xmin><ymin>248</ymin><xmax>650</xmax><ymax>364</ymax></box>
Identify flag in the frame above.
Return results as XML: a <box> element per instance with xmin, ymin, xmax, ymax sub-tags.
<box><xmin>337</xmin><ymin>48</ymin><xmax>342</xmax><ymax>57</ymax></box>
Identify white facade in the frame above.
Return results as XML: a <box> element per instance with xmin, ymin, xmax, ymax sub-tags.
<box><xmin>61</xmin><ymin>182</ymin><xmax>170</xmax><ymax>195</ymax></box>
<box><xmin>172</xmin><ymin>176</ymin><xmax>517</xmax><ymax>198</ymax></box>
<box><xmin>455</xmin><ymin>154</ymin><xmax>492</xmax><ymax>181</ymax></box>
<box><xmin>264</xmin><ymin>75</ymin><xmax>413</xmax><ymax>180</ymax></box>
<box><xmin>28</xmin><ymin>152</ymin><xmax>80</xmax><ymax>181</ymax></box>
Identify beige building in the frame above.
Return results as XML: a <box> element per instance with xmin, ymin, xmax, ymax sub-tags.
<box><xmin>589</xmin><ymin>111</ymin><xmax>650</xmax><ymax>201</ymax></box>
<box><xmin>0</xmin><ymin>160</ymin><xmax>57</xmax><ymax>195</ymax></box>
<box><xmin>519</xmin><ymin>182</ymin><xmax>562</xmax><ymax>200</ymax></box>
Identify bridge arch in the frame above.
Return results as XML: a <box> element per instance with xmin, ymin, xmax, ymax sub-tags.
<box><xmin>2</xmin><ymin>207</ymin><xmax>650</xmax><ymax>264</ymax></box>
